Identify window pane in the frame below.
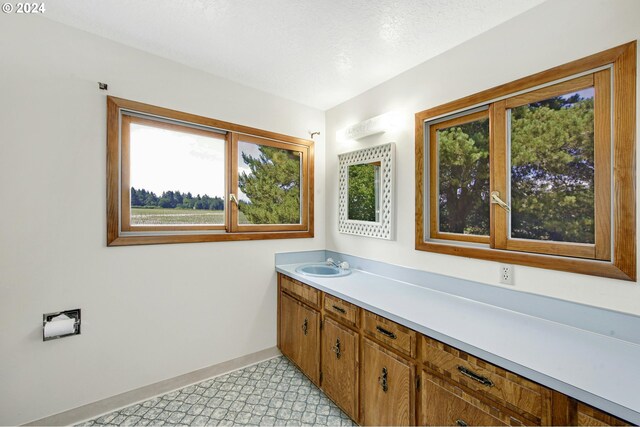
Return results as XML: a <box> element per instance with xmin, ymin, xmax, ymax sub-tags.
<box><xmin>348</xmin><ymin>163</ymin><xmax>380</xmax><ymax>222</ymax></box>
<box><xmin>129</xmin><ymin>121</ymin><xmax>225</xmax><ymax>226</ymax></box>
<box><xmin>436</xmin><ymin>116</ymin><xmax>490</xmax><ymax>236</ymax></box>
<box><xmin>238</xmin><ymin>140</ymin><xmax>302</xmax><ymax>225</ymax></box>
<box><xmin>509</xmin><ymin>88</ymin><xmax>595</xmax><ymax>243</ymax></box>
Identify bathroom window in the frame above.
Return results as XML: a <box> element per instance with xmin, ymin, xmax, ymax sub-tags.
<box><xmin>122</xmin><ymin>114</ymin><xmax>227</xmax><ymax>232</ymax></box>
<box><xmin>416</xmin><ymin>42</ymin><xmax>636</xmax><ymax>280</ymax></box>
<box><xmin>497</xmin><ymin>76</ymin><xmax>608</xmax><ymax>260</ymax></box>
<box><xmin>107</xmin><ymin>97</ymin><xmax>314</xmax><ymax>245</ymax></box>
<box><xmin>233</xmin><ymin>134</ymin><xmax>308</xmax><ymax>232</ymax></box>
<box><xmin>428</xmin><ymin>109</ymin><xmax>490</xmax><ymax>244</ymax></box>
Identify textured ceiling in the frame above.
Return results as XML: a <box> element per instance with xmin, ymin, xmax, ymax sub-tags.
<box><xmin>43</xmin><ymin>0</ymin><xmax>546</xmax><ymax>110</ymax></box>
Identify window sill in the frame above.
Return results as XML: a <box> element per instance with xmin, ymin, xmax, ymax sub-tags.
<box><xmin>107</xmin><ymin>230</ymin><xmax>314</xmax><ymax>246</ymax></box>
<box><xmin>416</xmin><ymin>240</ymin><xmax>634</xmax><ymax>281</ymax></box>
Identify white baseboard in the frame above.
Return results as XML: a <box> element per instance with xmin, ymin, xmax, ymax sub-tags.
<box><xmin>25</xmin><ymin>347</ymin><xmax>281</xmax><ymax>426</ymax></box>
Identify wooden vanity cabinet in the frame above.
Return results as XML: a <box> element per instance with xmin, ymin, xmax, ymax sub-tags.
<box><xmin>361</xmin><ymin>337</ymin><xmax>415</xmax><ymax>426</ymax></box>
<box><xmin>278</xmin><ymin>287</ymin><xmax>320</xmax><ymax>385</ymax></box>
<box><xmin>277</xmin><ymin>273</ymin><xmax>632</xmax><ymax>427</ymax></box>
<box><xmin>321</xmin><ymin>317</ymin><xmax>359</xmax><ymax>420</ymax></box>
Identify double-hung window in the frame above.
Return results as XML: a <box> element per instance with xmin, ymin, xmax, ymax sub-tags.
<box><xmin>416</xmin><ymin>42</ymin><xmax>636</xmax><ymax>280</ymax></box>
<box><xmin>107</xmin><ymin>97</ymin><xmax>314</xmax><ymax>245</ymax></box>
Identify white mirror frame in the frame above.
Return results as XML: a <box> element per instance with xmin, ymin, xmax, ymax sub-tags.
<box><xmin>338</xmin><ymin>142</ymin><xmax>395</xmax><ymax>240</ymax></box>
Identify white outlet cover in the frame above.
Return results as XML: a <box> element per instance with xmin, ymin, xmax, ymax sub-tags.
<box><xmin>500</xmin><ymin>264</ymin><xmax>514</xmax><ymax>285</ymax></box>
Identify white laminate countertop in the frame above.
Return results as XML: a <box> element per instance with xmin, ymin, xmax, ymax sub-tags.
<box><xmin>276</xmin><ymin>263</ymin><xmax>640</xmax><ymax>424</ymax></box>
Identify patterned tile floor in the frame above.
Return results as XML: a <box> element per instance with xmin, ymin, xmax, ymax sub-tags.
<box><xmin>78</xmin><ymin>356</ymin><xmax>356</xmax><ymax>426</ymax></box>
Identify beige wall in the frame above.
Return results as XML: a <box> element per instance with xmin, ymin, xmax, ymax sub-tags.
<box><xmin>325</xmin><ymin>0</ymin><xmax>640</xmax><ymax>315</ymax></box>
<box><xmin>0</xmin><ymin>17</ymin><xmax>325</xmax><ymax>425</ymax></box>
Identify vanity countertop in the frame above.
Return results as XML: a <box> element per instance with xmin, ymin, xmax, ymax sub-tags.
<box><xmin>276</xmin><ymin>261</ymin><xmax>640</xmax><ymax>424</ymax></box>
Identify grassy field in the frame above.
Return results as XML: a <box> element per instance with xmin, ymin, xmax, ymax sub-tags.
<box><xmin>131</xmin><ymin>208</ymin><xmax>225</xmax><ymax>225</ymax></box>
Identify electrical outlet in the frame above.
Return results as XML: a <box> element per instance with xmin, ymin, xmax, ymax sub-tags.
<box><xmin>500</xmin><ymin>264</ymin><xmax>514</xmax><ymax>285</ymax></box>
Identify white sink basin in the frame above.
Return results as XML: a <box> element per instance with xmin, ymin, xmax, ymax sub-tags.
<box><xmin>295</xmin><ymin>263</ymin><xmax>351</xmax><ymax>277</ymax></box>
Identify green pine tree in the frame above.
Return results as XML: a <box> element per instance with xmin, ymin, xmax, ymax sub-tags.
<box><xmin>437</xmin><ymin>92</ymin><xmax>595</xmax><ymax>243</ymax></box>
<box><xmin>238</xmin><ymin>146</ymin><xmax>301</xmax><ymax>224</ymax></box>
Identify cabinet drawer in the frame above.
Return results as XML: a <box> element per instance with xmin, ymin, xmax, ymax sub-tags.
<box><xmin>363</xmin><ymin>311</ymin><xmax>416</xmax><ymax>358</ymax></box>
<box><xmin>421</xmin><ymin>336</ymin><xmax>551</xmax><ymax>423</ymax></box>
<box><xmin>280</xmin><ymin>274</ymin><xmax>320</xmax><ymax>308</ymax></box>
<box><xmin>324</xmin><ymin>293</ymin><xmax>359</xmax><ymax>326</ymax></box>
<box><xmin>421</xmin><ymin>371</ymin><xmax>517</xmax><ymax>426</ymax></box>
<box><xmin>576</xmin><ymin>402</ymin><xmax>630</xmax><ymax>426</ymax></box>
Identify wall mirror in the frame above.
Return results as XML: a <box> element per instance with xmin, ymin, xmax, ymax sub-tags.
<box><xmin>339</xmin><ymin>143</ymin><xmax>395</xmax><ymax>239</ymax></box>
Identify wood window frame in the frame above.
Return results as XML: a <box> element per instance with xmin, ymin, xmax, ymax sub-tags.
<box><xmin>493</xmin><ymin>73</ymin><xmax>610</xmax><ymax>260</ymax></box>
<box><xmin>230</xmin><ymin>133</ymin><xmax>310</xmax><ymax>233</ymax></box>
<box><xmin>107</xmin><ymin>96</ymin><xmax>314</xmax><ymax>246</ymax></box>
<box><xmin>120</xmin><ymin>114</ymin><xmax>229</xmax><ymax>233</ymax></box>
<box><xmin>415</xmin><ymin>42</ymin><xmax>636</xmax><ymax>281</ymax></box>
<box><xmin>428</xmin><ymin>109</ymin><xmax>491</xmax><ymax>244</ymax></box>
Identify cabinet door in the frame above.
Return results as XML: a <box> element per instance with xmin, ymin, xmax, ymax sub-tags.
<box><xmin>322</xmin><ymin>317</ymin><xmax>359</xmax><ymax>421</ymax></box>
<box><xmin>361</xmin><ymin>338</ymin><xmax>414</xmax><ymax>426</ymax></box>
<box><xmin>420</xmin><ymin>370</ymin><xmax>511</xmax><ymax>426</ymax></box>
<box><xmin>280</xmin><ymin>292</ymin><xmax>320</xmax><ymax>384</ymax></box>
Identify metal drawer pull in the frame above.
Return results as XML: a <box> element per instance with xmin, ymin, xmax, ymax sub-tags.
<box><xmin>302</xmin><ymin>318</ymin><xmax>308</xmax><ymax>335</ymax></box>
<box><xmin>332</xmin><ymin>305</ymin><xmax>346</xmax><ymax>314</ymax></box>
<box><xmin>331</xmin><ymin>338</ymin><xmax>341</xmax><ymax>359</ymax></box>
<box><xmin>376</xmin><ymin>325</ymin><xmax>397</xmax><ymax>339</ymax></box>
<box><xmin>378</xmin><ymin>366</ymin><xmax>388</xmax><ymax>392</ymax></box>
<box><xmin>455</xmin><ymin>419</ymin><xmax>468</xmax><ymax>427</ymax></box>
<box><xmin>457</xmin><ymin>365</ymin><xmax>494</xmax><ymax>387</ymax></box>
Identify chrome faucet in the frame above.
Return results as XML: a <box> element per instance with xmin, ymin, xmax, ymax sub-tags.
<box><xmin>327</xmin><ymin>258</ymin><xmax>350</xmax><ymax>270</ymax></box>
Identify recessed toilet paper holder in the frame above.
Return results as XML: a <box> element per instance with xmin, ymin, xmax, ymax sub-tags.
<box><xmin>43</xmin><ymin>309</ymin><xmax>81</xmax><ymax>341</ymax></box>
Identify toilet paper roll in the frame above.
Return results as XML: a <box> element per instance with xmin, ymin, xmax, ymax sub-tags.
<box><xmin>44</xmin><ymin>314</ymin><xmax>76</xmax><ymax>338</ymax></box>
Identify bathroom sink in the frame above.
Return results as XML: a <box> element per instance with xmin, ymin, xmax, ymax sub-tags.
<box><xmin>295</xmin><ymin>263</ymin><xmax>351</xmax><ymax>277</ymax></box>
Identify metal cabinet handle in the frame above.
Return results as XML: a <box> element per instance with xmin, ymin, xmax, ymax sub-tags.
<box><xmin>302</xmin><ymin>318</ymin><xmax>308</xmax><ymax>335</ymax></box>
<box><xmin>378</xmin><ymin>367</ymin><xmax>388</xmax><ymax>392</ymax></box>
<box><xmin>376</xmin><ymin>325</ymin><xmax>397</xmax><ymax>340</ymax></box>
<box><xmin>332</xmin><ymin>305</ymin><xmax>346</xmax><ymax>314</ymax></box>
<box><xmin>455</xmin><ymin>419</ymin><xmax>468</xmax><ymax>427</ymax></box>
<box><xmin>457</xmin><ymin>365</ymin><xmax>494</xmax><ymax>387</ymax></box>
<box><xmin>331</xmin><ymin>338</ymin><xmax>341</xmax><ymax>359</ymax></box>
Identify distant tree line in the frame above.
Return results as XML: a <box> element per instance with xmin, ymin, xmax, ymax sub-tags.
<box><xmin>130</xmin><ymin>145</ymin><xmax>301</xmax><ymax>222</ymax></box>
<box><xmin>131</xmin><ymin>187</ymin><xmax>224</xmax><ymax>210</ymax></box>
